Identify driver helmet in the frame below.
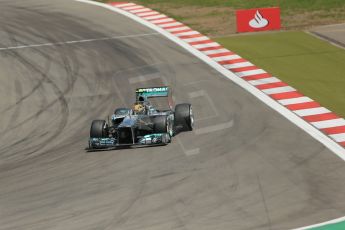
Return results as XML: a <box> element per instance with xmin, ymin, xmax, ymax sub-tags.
<box><xmin>133</xmin><ymin>102</ymin><xmax>145</xmax><ymax>114</ymax></box>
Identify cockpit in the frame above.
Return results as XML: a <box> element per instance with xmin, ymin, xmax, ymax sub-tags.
<box><xmin>112</xmin><ymin>108</ymin><xmax>131</xmax><ymax>126</ymax></box>
<box><xmin>132</xmin><ymin>96</ymin><xmax>150</xmax><ymax>115</ymax></box>
<box><xmin>132</xmin><ymin>102</ymin><xmax>146</xmax><ymax>115</ymax></box>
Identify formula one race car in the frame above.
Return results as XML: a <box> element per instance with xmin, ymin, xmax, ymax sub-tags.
<box><xmin>88</xmin><ymin>86</ymin><xmax>193</xmax><ymax>150</ymax></box>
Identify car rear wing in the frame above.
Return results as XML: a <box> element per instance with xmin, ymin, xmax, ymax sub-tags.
<box><xmin>136</xmin><ymin>86</ymin><xmax>170</xmax><ymax>99</ymax></box>
<box><xmin>136</xmin><ymin>86</ymin><xmax>174</xmax><ymax>110</ymax></box>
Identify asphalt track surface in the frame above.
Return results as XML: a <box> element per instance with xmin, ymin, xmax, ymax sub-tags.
<box><xmin>0</xmin><ymin>1</ymin><xmax>345</xmax><ymax>229</ymax></box>
<box><xmin>310</xmin><ymin>23</ymin><xmax>345</xmax><ymax>49</ymax></box>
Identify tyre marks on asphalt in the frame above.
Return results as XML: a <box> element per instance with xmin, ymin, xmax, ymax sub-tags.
<box><xmin>0</xmin><ymin>4</ymin><xmax>171</xmax><ymax>164</ymax></box>
<box><xmin>111</xmin><ymin>2</ymin><xmax>345</xmax><ymax>152</ymax></box>
<box><xmin>0</xmin><ymin>8</ymin><xmax>113</xmax><ymax>163</ymax></box>
<box><xmin>2</xmin><ymin>1</ymin><xmax>345</xmax><ymax>230</ymax></box>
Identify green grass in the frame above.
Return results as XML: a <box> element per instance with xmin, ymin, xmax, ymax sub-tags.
<box><xmin>98</xmin><ymin>0</ymin><xmax>345</xmax><ymax>35</ymax></box>
<box><xmin>102</xmin><ymin>0</ymin><xmax>345</xmax><ymax>10</ymax></box>
<box><xmin>214</xmin><ymin>32</ymin><xmax>345</xmax><ymax>118</ymax></box>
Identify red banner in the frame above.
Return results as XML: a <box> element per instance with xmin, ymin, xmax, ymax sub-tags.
<box><xmin>236</xmin><ymin>7</ymin><xmax>281</xmax><ymax>33</ymax></box>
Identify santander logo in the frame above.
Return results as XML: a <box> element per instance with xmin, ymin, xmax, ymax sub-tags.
<box><xmin>236</xmin><ymin>7</ymin><xmax>280</xmax><ymax>33</ymax></box>
<box><xmin>249</xmin><ymin>10</ymin><xmax>269</xmax><ymax>28</ymax></box>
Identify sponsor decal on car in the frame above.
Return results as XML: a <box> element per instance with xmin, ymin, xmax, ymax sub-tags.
<box><xmin>136</xmin><ymin>87</ymin><xmax>168</xmax><ymax>93</ymax></box>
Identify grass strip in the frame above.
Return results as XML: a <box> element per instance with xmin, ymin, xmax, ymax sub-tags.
<box><xmin>96</xmin><ymin>0</ymin><xmax>345</xmax><ymax>36</ymax></box>
<box><xmin>214</xmin><ymin>31</ymin><xmax>345</xmax><ymax>118</ymax></box>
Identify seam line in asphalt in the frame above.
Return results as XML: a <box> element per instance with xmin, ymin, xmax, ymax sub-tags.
<box><xmin>0</xmin><ymin>32</ymin><xmax>159</xmax><ymax>51</ymax></box>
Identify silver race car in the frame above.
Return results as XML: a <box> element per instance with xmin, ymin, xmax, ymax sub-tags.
<box><xmin>88</xmin><ymin>86</ymin><xmax>193</xmax><ymax>150</ymax></box>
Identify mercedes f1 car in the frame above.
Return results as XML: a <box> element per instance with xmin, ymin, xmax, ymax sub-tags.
<box><xmin>88</xmin><ymin>86</ymin><xmax>193</xmax><ymax>150</ymax></box>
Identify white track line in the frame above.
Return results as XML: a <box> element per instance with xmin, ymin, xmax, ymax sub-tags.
<box><xmin>76</xmin><ymin>0</ymin><xmax>345</xmax><ymax>160</ymax></box>
<box><xmin>0</xmin><ymin>32</ymin><xmax>159</xmax><ymax>51</ymax></box>
<box><xmin>175</xmin><ymin>134</ymin><xmax>200</xmax><ymax>157</ymax></box>
<box><xmin>194</xmin><ymin>121</ymin><xmax>234</xmax><ymax>135</ymax></box>
<box><xmin>185</xmin><ymin>148</ymin><xmax>200</xmax><ymax>156</ymax></box>
<box><xmin>188</xmin><ymin>90</ymin><xmax>219</xmax><ymax>120</ymax></box>
<box><xmin>128</xmin><ymin>74</ymin><xmax>161</xmax><ymax>84</ymax></box>
<box><xmin>189</xmin><ymin>90</ymin><xmax>206</xmax><ymax>98</ymax></box>
<box><xmin>293</xmin><ymin>216</ymin><xmax>345</xmax><ymax>230</ymax></box>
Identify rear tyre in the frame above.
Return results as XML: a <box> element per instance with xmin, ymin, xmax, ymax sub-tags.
<box><xmin>90</xmin><ymin>120</ymin><xmax>108</xmax><ymax>138</ymax></box>
<box><xmin>174</xmin><ymin>103</ymin><xmax>194</xmax><ymax>132</ymax></box>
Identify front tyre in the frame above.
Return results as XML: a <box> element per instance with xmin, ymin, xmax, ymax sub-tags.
<box><xmin>90</xmin><ymin>120</ymin><xmax>108</xmax><ymax>138</ymax></box>
<box><xmin>153</xmin><ymin>116</ymin><xmax>173</xmax><ymax>141</ymax></box>
<box><xmin>174</xmin><ymin>103</ymin><xmax>194</xmax><ymax>132</ymax></box>
<box><xmin>161</xmin><ymin>133</ymin><xmax>171</xmax><ymax>145</ymax></box>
